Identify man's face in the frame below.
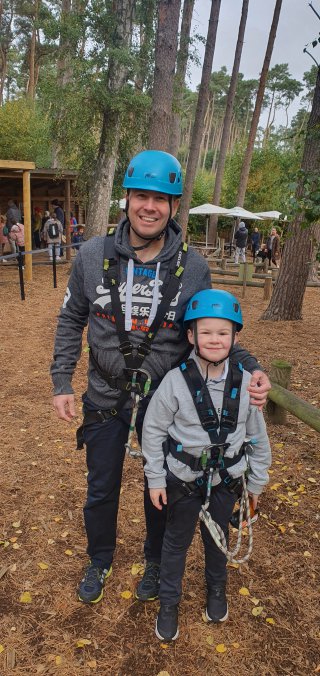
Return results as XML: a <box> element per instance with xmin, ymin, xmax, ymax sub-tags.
<box><xmin>127</xmin><ymin>189</ymin><xmax>180</xmax><ymax>239</ymax></box>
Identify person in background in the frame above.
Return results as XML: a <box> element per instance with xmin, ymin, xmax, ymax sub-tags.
<box><xmin>0</xmin><ymin>214</ymin><xmax>8</xmax><ymax>255</ymax></box>
<box><xmin>266</xmin><ymin>227</ymin><xmax>281</xmax><ymax>268</ymax></box>
<box><xmin>6</xmin><ymin>200</ymin><xmax>22</xmax><ymax>254</ymax></box>
<box><xmin>52</xmin><ymin>200</ymin><xmax>65</xmax><ymax>258</ymax></box>
<box><xmin>9</xmin><ymin>220</ymin><xmax>25</xmax><ymax>261</ymax></box>
<box><xmin>72</xmin><ymin>225</ymin><xmax>85</xmax><ymax>252</ymax></box>
<box><xmin>234</xmin><ymin>221</ymin><xmax>248</xmax><ymax>264</ymax></box>
<box><xmin>70</xmin><ymin>212</ymin><xmax>78</xmax><ymax>233</ymax></box>
<box><xmin>43</xmin><ymin>212</ymin><xmax>63</xmax><ymax>261</ymax></box>
<box><xmin>33</xmin><ymin>207</ymin><xmax>42</xmax><ymax>249</ymax></box>
<box><xmin>251</xmin><ymin>227</ymin><xmax>260</xmax><ymax>260</ymax></box>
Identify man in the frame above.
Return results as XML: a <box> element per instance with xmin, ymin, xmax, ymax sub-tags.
<box><xmin>251</xmin><ymin>227</ymin><xmax>260</xmax><ymax>260</ymax></box>
<box><xmin>234</xmin><ymin>221</ymin><xmax>248</xmax><ymax>263</ymax></box>
<box><xmin>51</xmin><ymin>150</ymin><xmax>270</xmax><ymax>605</ymax></box>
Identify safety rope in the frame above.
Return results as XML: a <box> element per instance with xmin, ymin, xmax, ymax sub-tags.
<box><xmin>199</xmin><ymin>474</ymin><xmax>254</xmax><ymax>564</ymax></box>
<box><xmin>124</xmin><ymin>369</ymin><xmax>151</xmax><ymax>458</ymax></box>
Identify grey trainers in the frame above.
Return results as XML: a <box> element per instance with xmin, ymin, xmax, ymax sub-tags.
<box><xmin>78</xmin><ymin>562</ymin><xmax>112</xmax><ymax>604</ymax></box>
<box><xmin>155</xmin><ymin>604</ymin><xmax>179</xmax><ymax>641</ymax></box>
<box><xmin>135</xmin><ymin>562</ymin><xmax>160</xmax><ymax>601</ymax></box>
<box><xmin>205</xmin><ymin>585</ymin><xmax>228</xmax><ymax>623</ymax></box>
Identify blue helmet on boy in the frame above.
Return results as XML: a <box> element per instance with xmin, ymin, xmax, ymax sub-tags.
<box><xmin>123</xmin><ymin>150</ymin><xmax>183</xmax><ymax>196</ymax></box>
<box><xmin>184</xmin><ymin>289</ymin><xmax>243</xmax><ymax>331</ymax></box>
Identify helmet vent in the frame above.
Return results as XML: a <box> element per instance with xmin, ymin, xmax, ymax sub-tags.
<box><xmin>128</xmin><ymin>167</ymin><xmax>134</xmax><ymax>177</ymax></box>
<box><xmin>191</xmin><ymin>300</ymin><xmax>198</xmax><ymax>309</ymax></box>
<box><xmin>169</xmin><ymin>172</ymin><xmax>176</xmax><ymax>183</ymax></box>
<box><xmin>233</xmin><ymin>303</ymin><xmax>239</xmax><ymax>313</ymax></box>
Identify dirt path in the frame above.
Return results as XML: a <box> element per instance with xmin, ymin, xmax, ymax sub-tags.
<box><xmin>0</xmin><ymin>263</ymin><xmax>319</xmax><ymax>675</ymax></box>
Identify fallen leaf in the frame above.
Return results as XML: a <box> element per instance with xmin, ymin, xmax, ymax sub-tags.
<box><xmin>228</xmin><ymin>562</ymin><xmax>239</xmax><ymax>569</ymax></box>
<box><xmin>160</xmin><ymin>644</ymin><xmax>169</xmax><ymax>650</ymax></box>
<box><xmin>131</xmin><ymin>563</ymin><xmax>144</xmax><ymax>576</ymax></box>
<box><xmin>206</xmin><ymin>635</ymin><xmax>214</xmax><ymax>646</ymax></box>
<box><xmin>239</xmin><ymin>587</ymin><xmax>250</xmax><ymax>596</ymax></box>
<box><xmin>232</xmin><ymin>642</ymin><xmax>240</xmax><ymax>649</ymax></box>
<box><xmin>304</xmin><ymin>551</ymin><xmax>312</xmax><ymax>558</ymax></box>
<box><xmin>252</xmin><ymin>606</ymin><xmax>264</xmax><ymax>616</ymax></box>
<box><xmin>274</xmin><ymin>443</ymin><xmax>283</xmax><ymax>449</ymax></box>
<box><xmin>120</xmin><ymin>590</ymin><xmax>132</xmax><ymax>599</ymax></box>
<box><xmin>266</xmin><ymin>617</ymin><xmax>275</xmax><ymax>625</ymax></box>
<box><xmin>270</xmin><ymin>483</ymin><xmax>282</xmax><ymax>491</ymax></box>
<box><xmin>20</xmin><ymin>591</ymin><xmax>32</xmax><ymax>603</ymax></box>
<box><xmin>0</xmin><ymin>645</ymin><xmax>4</xmax><ymax>654</ymax></box>
<box><xmin>64</xmin><ymin>550</ymin><xmax>73</xmax><ymax>556</ymax></box>
<box><xmin>12</xmin><ymin>543</ymin><xmax>21</xmax><ymax>550</ymax></box>
<box><xmin>9</xmin><ymin>537</ymin><xmax>17</xmax><ymax>543</ymax></box>
<box><xmin>307</xmin><ymin>477</ymin><xmax>316</xmax><ymax>484</ymax></box>
<box><xmin>55</xmin><ymin>656</ymin><xmax>62</xmax><ymax>666</ymax></box>
<box><xmin>86</xmin><ymin>660</ymin><xmax>97</xmax><ymax>669</ymax></box>
<box><xmin>249</xmin><ymin>597</ymin><xmax>261</xmax><ymax>606</ymax></box>
<box><xmin>61</xmin><ymin>531</ymin><xmax>69</xmax><ymax>538</ymax></box>
<box><xmin>131</xmin><ymin>518</ymin><xmax>140</xmax><ymax>523</ymax></box>
<box><xmin>201</xmin><ymin>611</ymin><xmax>208</xmax><ymax>623</ymax></box>
<box><xmin>38</xmin><ymin>562</ymin><xmax>49</xmax><ymax>570</ymax></box>
<box><xmin>76</xmin><ymin>638</ymin><xmax>92</xmax><ymax>648</ymax></box>
<box><xmin>278</xmin><ymin>525</ymin><xmax>286</xmax><ymax>534</ymax></box>
<box><xmin>12</xmin><ymin>521</ymin><xmax>21</xmax><ymax>528</ymax></box>
<box><xmin>216</xmin><ymin>643</ymin><xmax>227</xmax><ymax>653</ymax></box>
<box><xmin>156</xmin><ymin>672</ymin><xmax>170</xmax><ymax>676</ymax></box>
<box><xmin>53</xmin><ymin>516</ymin><xmax>63</xmax><ymax>523</ymax></box>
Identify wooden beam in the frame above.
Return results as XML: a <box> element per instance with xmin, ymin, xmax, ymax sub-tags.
<box><xmin>0</xmin><ymin>160</ymin><xmax>35</xmax><ymax>170</ymax></box>
<box><xmin>268</xmin><ymin>382</ymin><xmax>320</xmax><ymax>434</ymax></box>
<box><xmin>23</xmin><ymin>170</ymin><xmax>32</xmax><ymax>281</ymax></box>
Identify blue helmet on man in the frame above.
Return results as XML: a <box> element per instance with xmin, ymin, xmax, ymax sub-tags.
<box><xmin>123</xmin><ymin>150</ymin><xmax>183</xmax><ymax>196</ymax></box>
<box><xmin>184</xmin><ymin>289</ymin><xmax>243</xmax><ymax>331</ymax></box>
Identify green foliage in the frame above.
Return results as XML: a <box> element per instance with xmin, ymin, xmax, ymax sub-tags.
<box><xmin>0</xmin><ymin>98</ymin><xmax>51</xmax><ymax>165</ymax></box>
<box><xmin>187</xmin><ymin>170</ymin><xmax>215</xmax><ymax>236</ymax></box>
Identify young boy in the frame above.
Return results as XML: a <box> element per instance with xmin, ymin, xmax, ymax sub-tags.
<box><xmin>142</xmin><ymin>289</ymin><xmax>271</xmax><ymax>642</ymax></box>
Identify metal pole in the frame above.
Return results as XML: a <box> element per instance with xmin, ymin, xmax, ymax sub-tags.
<box><xmin>52</xmin><ymin>244</ymin><xmax>57</xmax><ymax>288</ymax></box>
<box><xmin>17</xmin><ymin>251</ymin><xmax>25</xmax><ymax>301</ymax></box>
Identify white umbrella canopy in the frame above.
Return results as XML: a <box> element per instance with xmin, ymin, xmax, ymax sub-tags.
<box><xmin>189</xmin><ymin>203</ymin><xmax>229</xmax><ymax>215</ymax></box>
<box><xmin>254</xmin><ymin>210</ymin><xmax>285</xmax><ymax>220</ymax></box>
<box><xmin>225</xmin><ymin>206</ymin><xmax>263</xmax><ymax>220</ymax></box>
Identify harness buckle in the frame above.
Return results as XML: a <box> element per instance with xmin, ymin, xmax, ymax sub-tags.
<box><xmin>96</xmin><ymin>409</ymin><xmax>112</xmax><ymax>423</ymax></box>
<box><xmin>137</xmin><ymin>341</ymin><xmax>152</xmax><ymax>358</ymax></box>
<box><xmin>119</xmin><ymin>340</ymin><xmax>133</xmax><ymax>356</ymax></box>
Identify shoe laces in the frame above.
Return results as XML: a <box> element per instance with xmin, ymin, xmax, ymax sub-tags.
<box><xmin>83</xmin><ymin>563</ymin><xmax>103</xmax><ymax>589</ymax></box>
<box><xmin>143</xmin><ymin>562</ymin><xmax>160</xmax><ymax>585</ymax></box>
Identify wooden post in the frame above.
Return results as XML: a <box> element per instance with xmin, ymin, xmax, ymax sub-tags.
<box><xmin>263</xmin><ymin>272</ymin><xmax>272</xmax><ymax>300</ymax></box>
<box><xmin>242</xmin><ymin>261</ymin><xmax>248</xmax><ymax>298</ymax></box>
<box><xmin>263</xmin><ymin>258</ymin><xmax>269</xmax><ymax>273</ymax></box>
<box><xmin>23</xmin><ymin>170</ymin><xmax>32</xmax><ymax>281</ymax></box>
<box><xmin>65</xmin><ymin>179</ymin><xmax>71</xmax><ymax>261</ymax></box>
<box><xmin>220</xmin><ymin>237</ymin><xmax>225</xmax><ymax>258</ymax></box>
<box><xmin>221</xmin><ymin>257</ymin><xmax>227</xmax><ymax>270</ymax></box>
<box><xmin>267</xmin><ymin>359</ymin><xmax>292</xmax><ymax>424</ymax></box>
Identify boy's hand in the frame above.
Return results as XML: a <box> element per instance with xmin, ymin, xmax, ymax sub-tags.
<box><xmin>247</xmin><ymin>370</ymin><xmax>271</xmax><ymax>410</ymax></box>
<box><xmin>53</xmin><ymin>394</ymin><xmax>76</xmax><ymax>421</ymax></box>
<box><xmin>149</xmin><ymin>488</ymin><xmax>167</xmax><ymax>511</ymax></box>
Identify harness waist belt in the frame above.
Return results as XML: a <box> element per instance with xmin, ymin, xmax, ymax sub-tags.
<box><xmin>163</xmin><ymin>436</ymin><xmax>245</xmax><ymax>473</ymax></box>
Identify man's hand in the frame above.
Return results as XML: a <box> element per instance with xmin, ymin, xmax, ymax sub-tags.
<box><xmin>247</xmin><ymin>370</ymin><xmax>271</xmax><ymax>410</ymax></box>
<box><xmin>53</xmin><ymin>394</ymin><xmax>76</xmax><ymax>422</ymax></box>
<box><xmin>149</xmin><ymin>488</ymin><xmax>167</xmax><ymax>511</ymax></box>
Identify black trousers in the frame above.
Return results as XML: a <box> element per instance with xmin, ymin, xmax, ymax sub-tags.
<box><xmin>82</xmin><ymin>395</ymin><xmax>166</xmax><ymax>568</ymax></box>
<box><xmin>159</xmin><ymin>473</ymin><xmax>237</xmax><ymax>605</ymax></box>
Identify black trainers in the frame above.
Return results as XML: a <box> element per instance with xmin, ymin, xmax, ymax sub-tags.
<box><xmin>78</xmin><ymin>562</ymin><xmax>112</xmax><ymax>604</ymax></box>
<box><xmin>155</xmin><ymin>604</ymin><xmax>179</xmax><ymax>641</ymax></box>
<box><xmin>206</xmin><ymin>586</ymin><xmax>228</xmax><ymax>623</ymax></box>
<box><xmin>135</xmin><ymin>562</ymin><xmax>160</xmax><ymax>601</ymax></box>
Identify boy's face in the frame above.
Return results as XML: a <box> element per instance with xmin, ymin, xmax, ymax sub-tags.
<box><xmin>187</xmin><ymin>317</ymin><xmax>237</xmax><ymax>362</ymax></box>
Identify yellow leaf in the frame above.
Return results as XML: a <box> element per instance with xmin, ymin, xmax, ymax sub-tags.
<box><xmin>296</xmin><ymin>485</ymin><xmax>305</xmax><ymax>493</ymax></box>
<box><xmin>38</xmin><ymin>562</ymin><xmax>49</xmax><ymax>570</ymax></box>
<box><xmin>227</xmin><ymin>562</ymin><xmax>239</xmax><ymax>569</ymax></box>
<box><xmin>12</xmin><ymin>521</ymin><xmax>21</xmax><ymax>528</ymax></box>
<box><xmin>64</xmin><ymin>549</ymin><xmax>73</xmax><ymax>556</ymax></box>
<box><xmin>55</xmin><ymin>656</ymin><xmax>62</xmax><ymax>666</ymax></box>
<box><xmin>274</xmin><ymin>443</ymin><xmax>283</xmax><ymax>449</ymax></box>
<box><xmin>232</xmin><ymin>642</ymin><xmax>240</xmax><ymax>649</ymax></box>
<box><xmin>278</xmin><ymin>525</ymin><xmax>286</xmax><ymax>534</ymax></box>
<box><xmin>131</xmin><ymin>563</ymin><xmax>144</xmax><ymax>576</ymax></box>
<box><xmin>239</xmin><ymin>587</ymin><xmax>250</xmax><ymax>596</ymax></box>
<box><xmin>270</xmin><ymin>483</ymin><xmax>282</xmax><ymax>491</ymax></box>
<box><xmin>307</xmin><ymin>477</ymin><xmax>316</xmax><ymax>484</ymax></box>
<box><xmin>304</xmin><ymin>551</ymin><xmax>312</xmax><ymax>558</ymax></box>
<box><xmin>252</xmin><ymin>606</ymin><xmax>264</xmax><ymax>616</ymax></box>
<box><xmin>30</xmin><ymin>526</ymin><xmax>38</xmax><ymax>531</ymax></box>
<box><xmin>120</xmin><ymin>590</ymin><xmax>132</xmax><ymax>599</ymax></box>
<box><xmin>0</xmin><ymin>645</ymin><xmax>4</xmax><ymax>654</ymax></box>
<box><xmin>12</xmin><ymin>543</ymin><xmax>20</xmax><ymax>550</ymax></box>
<box><xmin>76</xmin><ymin>639</ymin><xmax>92</xmax><ymax>648</ymax></box>
<box><xmin>206</xmin><ymin>635</ymin><xmax>214</xmax><ymax>646</ymax></box>
<box><xmin>86</xmin><ymin>660</ymin><xmax>97</xmax><ymax>668</ymax></box>
<box><xmin>160</xmin><ymin>643</ymin><xmax>169</xmax><ymax>649</ymax></box>
<box><xmin>54</xmin><ymin>516</ymin><xmax>63</xmax><ymax>522</ymax></box>
<box><xmin>9</xmin><ymin>537</ymin><xmax>17</xmax><ymax>543</ymax></box>
<box><xmin>216</xmin><ymin>643</ymin><xmax>227</xmax><ymax>653</ymax></box>
<box><xmin>131</xmin><ymin>518</ymin><xmax>140</xmax><ymax>523</ymax></box>
<box><xmin>249</xmin><ymin>597</ymin><xmax>261</xmax><ymax>606</ymax></box>
<box><xmin>20</xmin><ymin>591</ymin><xmax>32</xmax><ymax>603</ymax></box>
<box><xmin>266</xmin><ymin>617</ymin><xmax>275</xmax><ymax>625</ymax></box>
<box><xmin>61</xmin><ymin>531</ymin><xmax>69</xmax><ymax>538</ymax></box>
<box><xmin>156</xmin><ymin>672</ymin><xmax>170</xmax><ymax>676</ymax></box>
<box><xmin>201</xmin><ymin>611</ymin><xmax>208</xmax><ymax>623</ymax></box>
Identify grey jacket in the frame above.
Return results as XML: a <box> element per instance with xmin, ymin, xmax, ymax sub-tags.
<box><xmin>51</xmin><ymin>219</ymin><xmax>261</xmax><ymax>408</ymax></box>
<box><xmin>142</xmin><ymin>351</ymin><xmax>271</xmax><ymax>495</ymax></box>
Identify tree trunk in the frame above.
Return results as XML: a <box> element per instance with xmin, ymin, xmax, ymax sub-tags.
<box><xmin>236</xmin><ymin>0</ymin><xmax>282</xmax><ymax>207</ymax></box>
<box><xmin>261</xmin><ymin>66</ymin><xmax>320</xmax><ymax>321</ymax></box>
<box><xmin>208</xmin><ymin>0</ymin><xmax>249</xmax><ymax>244</ymax></box>
<box><xmin>169</xmin><ymin>0</ymin><xmax>195</xmax><ymax>156</ymax></box>
<box><xmin>178</xmin><ymin>0</ymin><xmax>222</xmax><ymax>237</ymax></box>
<box><xmin>52</xmin><ymin>0</ymin><xmax>73</xmax><ymax>168</ymax></box>
<box><xmin>85</xmin><ymin>0</ymin><xmax>136</xmax><ymax>238</ymax></box>
<box><xmin>27</xmin><ymin>26</ymin><xmax>36</xmax><ymax>99</ymax></box>
<box><xmin>148</xmin><ymin>0</ymin><xmax>182</xmax><ymax>151</ymax></box>
<box><xmin>308</xmin><ymin>224</ymin><xmax>320</xmax><ymax>282</ymax></box>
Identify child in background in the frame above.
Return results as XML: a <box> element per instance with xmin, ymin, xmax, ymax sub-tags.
<box><xmin>9</xmin><ymin>220</ymin><xmax>25</xmax><ymax>259</ymax></box>
<box><xmin>72</xmin><ymin>225</ymin><xmax>85</xmax><ymax>252</ymax></box>
<box><xmin>142</xmin><ymin>289</ymin><xmax>271</xmax><ymax>642</ymax></box>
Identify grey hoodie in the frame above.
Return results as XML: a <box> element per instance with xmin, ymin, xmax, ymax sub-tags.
<box><xmin>51</xmin><ymin>219</ymin><xmax>261</xmax><ymax>408</ymax></box>
<box><xmin>142</xmin><ymin>350</ymin><xmax>271</xmax><ymax>495</ymax></box>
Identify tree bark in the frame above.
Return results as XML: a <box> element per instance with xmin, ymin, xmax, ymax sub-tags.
<box><xmin>85</xmin><ymin>0</ymin><xmax>136</xmax><ymax>238</ymax></box>
<box><xmin>208</xmin><ymin>0</ymin><xmax>249</xmax><ymax>244</ymax></box>
<box><xmin>168</xmin><ymin>0</ymin><xmax>195</xmax><ymax>156</ymax></box>
<box><xmin>148</xmin><ymin>0</ymin><xmax>181</xmax><ymax>151</ymax></box>
<box><xmin>27</xmin><ymin>25</ymin><xmax>36</xmax><ymax>99</ymax></box>
<box><xmin>261</xmin><ymin>66</ymin><xmax>320</xmax><ymax>321</ymax></box>
<box><xmin>236</xmin><ymin>0</ymin><xmax>282</xmax><ymax>207</ymax></box>
<box><xmin>178</xmin><ymin>0</ymin><xmax>222</xmax><ymax>237</ymax></box>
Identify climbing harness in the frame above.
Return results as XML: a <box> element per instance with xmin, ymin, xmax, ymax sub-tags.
<box><xmin>78</xmin><ymin>230</ymin><xmax>188</xmax><ymax>455</ymax></box>
<box><xmin>165</xmin><ymin>358</ymin><xmax>256</xmax><ymax>563</ymax></box>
